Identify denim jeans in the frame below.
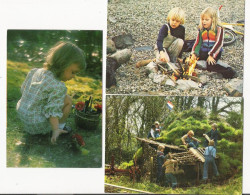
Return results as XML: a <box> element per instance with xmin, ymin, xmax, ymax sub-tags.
<box><xmin>203</xmin><ymin>156</ymin><xmax>219</xmax><ymax>180</ymax></box>
<box><xmin>165</xmin><ymin>173</ymin><xmax>177</xmax><ymax>188</ymax></box>
<box><xmin>188</xmin><ymin>140</ymin><xmax>199</xmax><ymax>149</ymax></box>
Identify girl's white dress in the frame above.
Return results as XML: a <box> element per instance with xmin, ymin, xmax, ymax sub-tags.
<box><xmin>16</xmin><ymin>68</ymin><xmax>67</xmax><ymax>134</ymax></box>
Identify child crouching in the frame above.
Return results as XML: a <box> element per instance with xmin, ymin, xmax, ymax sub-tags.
<box><xmin>16</xmin><ymin>41</ymin><xmax>86</xmax><ymax>144</ymax></box>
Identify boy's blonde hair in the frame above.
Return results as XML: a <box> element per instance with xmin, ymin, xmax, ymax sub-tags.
<box><xmin>199</xmin><ymin>7</ymin><xmax>220</xmax><ymax>31</ymax></box>
<box><xmin>44</xmin><ymin>41</ymin><xmax>86</xmax><ymax>79</ymax></box>
<box><xmin>158</xmin><ymin>144</ymin><xmax>165</xmax><ymax>151</ymax></box>
<box><xmin>212</xmin><ymin>123</ymin><xmax>218</xmax><ymax>129</ymax></box>
<box><xmin>188</xmin><ymin>130</ymin><xmax>194</xmax><ymax>136</ymax></box>
<box><xmin>209</xmin><ymin>140</ymin><xmax>215</xmax><ymax>146</ymax></box>
<box><xmin>167</xmin><ymin>7</ymin><xmax>185</xmax><ymax>25</ymax></box>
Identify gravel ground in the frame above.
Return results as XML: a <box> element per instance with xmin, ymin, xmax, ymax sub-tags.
<box><xmin>106</xmin><ymin>0</ymin><xmax>244</xmax><ymax>96</ymax></box>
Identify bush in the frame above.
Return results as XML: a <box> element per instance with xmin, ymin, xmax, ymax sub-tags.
<box><xmin>226</xmin><ymin>111</ymin><xmax>243</xmax><ymax>129</ymax></box>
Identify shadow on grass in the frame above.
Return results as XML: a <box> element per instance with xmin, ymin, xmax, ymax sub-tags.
<box><xmin>7</xmin><ymin>110</ymin><xmax>102</xmax><ymax>168</ymax></box>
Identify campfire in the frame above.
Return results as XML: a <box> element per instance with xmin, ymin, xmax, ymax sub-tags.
<box><xmin>157</xmin><ymin>56</ymin><xmax>200</xmax><ymax>83</ymax></box>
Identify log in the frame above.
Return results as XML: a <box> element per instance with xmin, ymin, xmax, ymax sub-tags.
<box><xmin>136</xmin><ymin>59</ymin><xmax>154</xmax><ymax>68</ymax></box>
<box><xmin>136</xmin><ymin>137</ymin><xmax>185</xmax><ymax>151</ymax></box>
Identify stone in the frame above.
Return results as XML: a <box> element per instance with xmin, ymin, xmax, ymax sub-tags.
<box><xmin>153</xmin><ymin>74</ymin><xmax>167</xmax><ymax>84</ymax></box>
<box><xmin>148</xmin><ymin>73</ymin><xmax>155</xmax><ymax>79</ymax></box>
<box><xmin>217</xmin><ymin>60</ymin><xmax>231</xmax><ymax>68</ymax></box>
<box><xmin>110</xmin><ymin>49</ymin><xmax>132</xmax><ymax>65</ymax></box>
<box><xmin>176</xmin><ymin>79</ymin><xmax>199</xmax><ymax>90</ymax></box>
<box><xmin>165</xmin><ymin>79</ymin><xmax>176</xmax><ymax>87</ymax></box>
<box><xmin>196</xmin><ymin>60</ymin><xmax>207</xmax><ymax>70</ymax></box>
<box><xmin>112</xmin><ymin>34</ymin><xmax>134</xmax><ymax>49</ymax></box>
<box><xmin>198</xmin><ymin>74</ymin><xmax>208</xmax><ymax>85</ymax></box>
<box><xmin>107</xmin><ymin>39</ymin><xmax>116</xmax><ymax>54</ymax></box>
<box><xmin>224</xmin><ymin>79</ymin><xmax>243</xmax><ymax>97</ymax></box>
<box><xmin>108</xmin><ymin>16</ymin><xmax>117</xmax><ymax>23</ymax></box>
<box><xmin>146</xmin><ymin>61</ymin><xmax>158</xmax><ymax>73</ymax></box>
<box><xmin>106</xmin><ymin>57</ymin><xmax>119</xmax><ymax>88</ymax></box>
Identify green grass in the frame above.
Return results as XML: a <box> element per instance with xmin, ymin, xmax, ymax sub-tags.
<box><xmin>7</xmin><ymin>60</ymin><xmax>102</xmax><ymax>168</ymax></box>
<box><xmin>105</xmin><ymin>175</ymin><xmax>242</xmax><ymax>194</ymax></box>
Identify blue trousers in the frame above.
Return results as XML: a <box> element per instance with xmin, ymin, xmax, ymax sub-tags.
<box><xmin>188</xmin><ymin>140</ymin><xmax>199</xmax><ymax>149</ymax></box>
<box><xmin>156</xmin><ymin>165</ymin><xmax>164</xmax><ymax>183</ymax></box>
<box><xmin>165</xmin><ymin>173</ymin><xmax>177</xmax><ymax>188</ymax></box>
<box><xmin>203</xmin><ymin>156</ymin><xmax>219</xmax><ymax>180</ymax></box>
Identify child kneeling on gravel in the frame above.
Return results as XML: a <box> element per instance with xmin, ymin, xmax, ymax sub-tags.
<box><xmin>155</xmin><ymin>7</ymin><xmax>185</xmax><ymax>63</ymax></box>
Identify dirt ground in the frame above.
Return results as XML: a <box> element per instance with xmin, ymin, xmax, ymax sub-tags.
<box><xmin>107</xmin><ymin>0</ymin><xmax>245</xmax><ymax>96</ymax></box>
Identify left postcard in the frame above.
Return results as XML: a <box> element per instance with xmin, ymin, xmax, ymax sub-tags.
<box><xmin>7</xmin><ymin>30</ymin><xmax>103</xmax><ymax>168</ymax></box>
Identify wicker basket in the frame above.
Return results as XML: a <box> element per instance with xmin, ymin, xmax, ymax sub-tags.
<box><xmin>75</xmin><ymin>110</ymin><xmax>100</xmax><ymax>130</ymax></box>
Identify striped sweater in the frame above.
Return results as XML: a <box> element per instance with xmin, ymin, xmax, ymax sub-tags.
<box><xmin>192</xmin><ymin>26</ymin><xmax>224</xmax><ymax>59</ymax></box>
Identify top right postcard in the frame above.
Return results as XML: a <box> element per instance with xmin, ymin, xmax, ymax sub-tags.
<box><xmin>106</xmin><ymin>0</ymin><xmax>244</xmax><ymax>97</ymax></box>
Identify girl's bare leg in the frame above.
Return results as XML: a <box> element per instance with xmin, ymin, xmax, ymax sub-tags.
<box><xmin>59</xmin><ymin>94</ymin><xmax>72</xmax><ymax>124</ymax></box>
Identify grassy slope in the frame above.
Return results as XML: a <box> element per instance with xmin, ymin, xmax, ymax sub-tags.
<box><xmin>7</xmin><ymin>60</ymin><xmax>102</xmax><ymax>168</ymax></box>
<box><xmin>105</xmin><ymin>176</ymin><xmax>242</xmax><ymax>194</ymax></box>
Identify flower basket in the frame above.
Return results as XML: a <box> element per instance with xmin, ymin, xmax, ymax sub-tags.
<box><xmin>74</xmin><ymin>97</ymin><xmax>101</xmax><ymax>130</ymax></box>
<box><xmin>75</xmin><ymin>110</ymin><xmax>100</xmax><ymax>130</ymax></box>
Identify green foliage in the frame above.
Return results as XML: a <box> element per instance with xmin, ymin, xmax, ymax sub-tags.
<box><xmin>179</xmin><ymin>107</ymin><xmax>207</xmax><ymax>120</ymax></box>
<box><xmin>133</xmin><ymin>147</ymin><xmax>142</xmax><ymax>160</ymax></box>
<box><xmin>226</xmin><ymin>111</ymin><xmax>243</xmax><ymax>129</ymax></box>
<box><xmin>119</xmin><ymin>160</ymin><xmax>134</xmax><ymax>169</ymax></box>
<box><xmin>7</xmin><ymin>30</ymin><xmax>103</xmax><ymax>78</ymax></box>
<box><xmin>105</xmin><ymin>175</ymin><xmax>242</xmax><ymax>194</ymax></box>
<box><xmin>161</xmin><ymin>117</ymin><xmax>210</xmax><ymax>145</ymax></box>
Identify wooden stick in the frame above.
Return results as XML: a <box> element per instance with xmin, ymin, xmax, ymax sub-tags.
<box><xmin>157</xmin><ymin>64</ymin><xmax>176</xmax><ymax>83</ymax></box>
<box><xmin>105</xmin><ymin>183</ymin><xmax>154</xmax><ymax>194</ymax></box>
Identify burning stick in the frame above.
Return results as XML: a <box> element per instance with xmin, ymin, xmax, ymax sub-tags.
<box><xmin>157</xmin><ymin>64</ymin><xmax>176</xmax><ymax>83</ymax></box>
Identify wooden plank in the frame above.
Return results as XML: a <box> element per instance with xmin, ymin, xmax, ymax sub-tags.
<box><xmin>189</xmin><ymin>148</ymin><xmax>205</xmax><ymax>163</ymax></box>
<box><xmin>136</xmin><ymin>137</ymin><xmax>185</xmax><ymax>151</ymax></box>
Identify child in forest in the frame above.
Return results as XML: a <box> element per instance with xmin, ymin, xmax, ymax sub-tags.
<box><xmin>181</xmin><ymin>130</ymin><xmax>201</xmax><ymax>149</ymax></box>
<box><xmin>155</xmin><ymin>7</ymin><xmax>185</xmax><ymax>63</ymax></box>
<box><xmin>147</xmin><ymin>124</ymin><xmax>156</xmax><ymax>139</ymax></box>
<box><xmin>203</xmin><ymin>123</ymin><xmax>219</xmax><ymax>148</ymax></box>
<box><xmin>191</xmin><ymin>7</ymin><xmax>236</xmax><ymax>78</ymax></box>
<box><xmin>156</xmin><ymin>145</ymin><xmax>166</xmax><ymax>184</ymax></box>
<box><xmin>162</xmin><ymin>153</ymin><xmax>184</xmax><ymax>189</ymax></box>
<box><xmin>16</xmin><ymin>41</ymin><xmax>86</xmax><ymax>144</ymax></box>
<box><xmin>155</xmin><ymin>121</ymin><xmax>161</xmax><ymax>138</ymax></box>
<box><xmin>203</xmin><ymin>140</ymin><xmax>219</xmax><ymax>181</ymax></box>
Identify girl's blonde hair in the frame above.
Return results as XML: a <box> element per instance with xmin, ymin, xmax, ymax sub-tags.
<box><xmin>167</xmin><ymin>7</ymin><xmax>185</xmax><ymax>25</ymax></box>
<box><xmin>199</xmin><ymin>7</ymin><xmax>220</xmax><ymax>31</ymax></box>
<box><xmin>44</xmin><ymin>41</ymin><xmax>86</xmax><ymax>79</ymax></box>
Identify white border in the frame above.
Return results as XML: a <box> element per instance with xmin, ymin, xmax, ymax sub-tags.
<box><xmin>0</xmin><ymin>0</ymin><xmax>106</xmax><ymax>193</ymax></box>
<box><xmin>0</xmin><ymin>0</ymin><xmax>250</xmax><ymax>193</ymax></box>
<box><xmin>243</xmin><ymin>0</ymin><xmax>250</xmax><ymax>193</ymax></box>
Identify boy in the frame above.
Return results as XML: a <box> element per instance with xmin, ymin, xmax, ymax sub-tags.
<box><xmin>156</xmin><ymin>145</ymin><xmax>165</xmax><ymax>184</ymax></box>
<box><xmin>203</xmin><ymin>140</ymin><xmax>219</xmax><ymax>181</ymax></box>
<box><xmin>203</xmin><ymin>123</ymin><xmax>219</xmax><ymax>148</ymax></box>
<box><xmin>181</xmin><ymin>130</ymin><xmax>201</xmax><ymax>149</ymax></box>
<box><xmin>147</xmin><ymin>124</ymin><xmax>156</xmax><ymax>139</ymax></box>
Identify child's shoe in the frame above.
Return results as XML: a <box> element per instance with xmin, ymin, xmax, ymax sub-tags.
<box><xmin>63</xmin><ymin>125</ymin><xmax>72</xmax><ymax>133</ymax></box>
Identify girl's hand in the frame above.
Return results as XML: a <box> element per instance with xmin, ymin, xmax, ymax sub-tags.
<box><xmin>51</xmin><ymin>129</ymin><xmax>68</xmax><ymax>144</ymax></box>
<box><xmin>207</xmin><ymin>56</ymin><xmax>216</xmax><ymax>65</ymax></box>
<box><xmin>160</xmin><ymin>51</ymin><xmax>169</xmax><ymax>62</ymax></box>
